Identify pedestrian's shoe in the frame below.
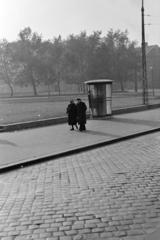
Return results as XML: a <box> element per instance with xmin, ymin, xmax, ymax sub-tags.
<box><xmin>70</xmin><ymin>128</ymin><xmax>74</xmax><ymax>131</ymax></box>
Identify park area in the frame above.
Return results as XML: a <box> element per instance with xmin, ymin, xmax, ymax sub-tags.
<box><xmin>0</xmin><ymin>91</ymin><xmax>160</xmax><ymax>125</ymax></box>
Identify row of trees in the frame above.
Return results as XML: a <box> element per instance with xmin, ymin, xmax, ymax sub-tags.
<box><xmin>0</xmin><ymin>27</ymin><xmax>142</xmax><ymax>96</ymax></box>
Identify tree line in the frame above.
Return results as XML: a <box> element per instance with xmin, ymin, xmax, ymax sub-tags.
<box><xmin>0</xmin><ymin>27</ymin><xmax>142</xmax><ymax>97</ymax></box>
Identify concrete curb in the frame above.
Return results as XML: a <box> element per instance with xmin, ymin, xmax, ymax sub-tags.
<box><xmin>1</xmin><ymin>126</ymin><xmax>160</xmax><ymax>173</ymax></box>
<box><xmin>0</xmin><ymin>103</ymin><xmax>160</xmax><ymax>132</ymax></box>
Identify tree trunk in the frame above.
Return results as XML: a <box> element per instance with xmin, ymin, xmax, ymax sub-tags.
<box><xmin>8</xmin><ymin>83</ymin><xmax>14</xmax><ymax>97</ymax></box>
<box><xmin>30</xmin><ymin>69</ymin><xmax>37</xmax><ymax>96</ymax></box>
<box><xmin>119</xmin><ymin>76</ymin><xmax>124</xmax><ymax>92</ymax></box>
<box><xmin>57</xmin><ymin>76</ymin><xmax>60</xmax><ymax>95</ymax></box>
<box><xmin>135</xmin><ymin>68</ymin><xmax>138</xmax><ymax>92</ymax></box>
<box><xmin>5</xmin><ymin>75</ymin><xmax>14</xmax><ymax>97</ymax></box>
<box><xmin>4</xmin><ymin>61</ymin><xmax>14</xmax><ymax>97</ymax></box>
<box><xmin>57</xmin><ymin>64</ymin><xmax>61</xmax><ymax>95</ymax></box>
<box><xmin>32</xmin><ymin>81</ymin><xmax>37</xmax><ymax>96</ymax></box>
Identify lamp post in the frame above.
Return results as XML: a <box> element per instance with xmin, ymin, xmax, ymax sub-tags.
<box><xmin>141</xmin><ymin>0</ymin><xmax>148</xmax><ymax>105</ymax></box>
<box><xmin>150</xmin><ymin>66</ymin><xmax>154</xmax><ymax>96</ymax></box>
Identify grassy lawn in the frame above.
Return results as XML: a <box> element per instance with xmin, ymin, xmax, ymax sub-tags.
<box><xmin>0</xmin><ymin>92</ymin><xmax>159</xmax><ymax>124</ymax></box>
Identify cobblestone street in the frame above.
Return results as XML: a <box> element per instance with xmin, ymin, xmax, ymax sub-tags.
<box><xmin>1</xmin><ymin>132</ymin><xmax>160</xmax><ymax>240</ymax></box>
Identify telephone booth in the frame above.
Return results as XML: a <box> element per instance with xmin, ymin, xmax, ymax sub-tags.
<box><xmin>85</xmin><ymin>79</ymin><xmax>113</xmax><ymax>118</ymax></box>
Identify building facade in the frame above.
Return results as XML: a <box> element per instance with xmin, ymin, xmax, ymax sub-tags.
<box><xmin>146</xmin><ymin>44</ymin><xmax>160</xmax><ymax>89</ymax></box>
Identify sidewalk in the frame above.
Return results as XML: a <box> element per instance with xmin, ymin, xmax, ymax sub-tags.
<box><xmin>1</xmin><ymin>108</ymin><xmax>160</xmax><ymax>240</ymax></box>
<box><xmin>0</xmin><ymin>108</ymin><xmax>160</xmax><ymax>171</ymax></box>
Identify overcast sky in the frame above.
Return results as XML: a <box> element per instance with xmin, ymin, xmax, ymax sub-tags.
<box><xmin>0</xmin><ymin>0</ymin><xmax>159</xmax><ymax>46</ymax></box>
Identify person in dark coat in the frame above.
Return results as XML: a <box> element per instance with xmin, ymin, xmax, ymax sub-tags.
<box><xmin>66</xmin><ymin>100</ymin><xmax>78</xmax><ymax>130</ymax></box>
<box><xmin>76</xmin><ymin>98</ymin><xmax>87</xmax><ymax>131</ymax></box>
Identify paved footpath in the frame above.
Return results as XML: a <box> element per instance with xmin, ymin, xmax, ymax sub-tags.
<box><xmin>1</xmin><ymin>108</ymin><xmax>160</xmax><ymax>170</ymax></box>
<box><xmin>1</xmin><ymin>132</ymin><xmax>160</xmax><ymax>239</ymax></box>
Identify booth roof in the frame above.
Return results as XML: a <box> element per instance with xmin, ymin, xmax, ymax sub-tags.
<box><xmin>84</xmin><ymin>79</ymin><xmax>113</xmax><ymax>84</ymax></box>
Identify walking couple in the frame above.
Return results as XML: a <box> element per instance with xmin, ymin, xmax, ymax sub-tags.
<box><xmin>66</xmin><ymin>98</ymin><xmax>87</xmax><ymax>131</ymax></box>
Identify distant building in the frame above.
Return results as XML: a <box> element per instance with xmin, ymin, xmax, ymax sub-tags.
<box><xmin>145</xmin><ymin>43</ymin><xmax>160</xmax><ymax>88</ymax></box>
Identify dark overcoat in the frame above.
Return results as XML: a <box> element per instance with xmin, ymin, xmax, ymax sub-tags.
<box><xmin>76</xmin><ymin>101</ymin><xmax>87</xmax><ymax>125</ymax></box>
<box><xmin>66</xmin><ymin>103</ymin><xmax>77</xmax><ymax>125</ymax></box>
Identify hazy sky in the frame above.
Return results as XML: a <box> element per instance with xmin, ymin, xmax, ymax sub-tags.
<box><xmin>0</xmin><ymin>0</ymin><xmax>159</xmax><ymax>46</ymax></box>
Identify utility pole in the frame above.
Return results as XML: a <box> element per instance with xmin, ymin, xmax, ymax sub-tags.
<box><xmin>141</xmin><ymin>0</ymin><xmax>148</xmax><ymax>105</ymax></box>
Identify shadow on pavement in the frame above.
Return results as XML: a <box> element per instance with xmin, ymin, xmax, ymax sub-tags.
<box><xmin>111</xmin><ymin>117</ymin><xmax>160</xmax><ymax>127</ymax></box>
<box><xmin>83</xmin><ymin>130</ymin><xmax>120</xmax><ymax>138</ymax></box>
<box><xmin>0</xmin><ymin>139</ymin><xmax>17</xmax><ymax>146</ymax></box>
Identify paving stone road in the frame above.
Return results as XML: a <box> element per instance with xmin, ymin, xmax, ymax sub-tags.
<box><xmin>1</xmin><ymin>132</ymin><xmax>160</xmax><ymax>239</ymax></box>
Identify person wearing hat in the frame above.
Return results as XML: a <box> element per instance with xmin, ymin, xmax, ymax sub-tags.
<box><xmin>66</xmin><ymin>100</ymin><xmax>78</xmax><ymax>130</ymax></box>
<box><xmin>76</xmin><ymin>98</ymin><xmax>87</xmax><ymax>131</ymax></box>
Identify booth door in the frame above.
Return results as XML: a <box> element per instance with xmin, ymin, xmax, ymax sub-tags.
<box><xmin>88</xmin><ymin>84</ymin><xmax>106</xmax><ymax>116</ymax></box>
